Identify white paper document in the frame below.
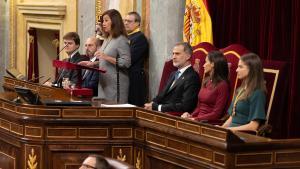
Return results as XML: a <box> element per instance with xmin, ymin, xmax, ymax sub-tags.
<box><xmin>101</xmin><ymin>104</ymin><xmax>136</xmax><ymax>107</ymax></box>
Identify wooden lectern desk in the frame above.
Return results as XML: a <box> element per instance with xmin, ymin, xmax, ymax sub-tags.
<box><xmin>1</xmin><ymin>77</ymin><xmax>300</xmax><ymax>169</ymax></box>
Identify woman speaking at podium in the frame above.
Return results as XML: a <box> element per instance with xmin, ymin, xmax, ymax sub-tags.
<box><xmin>94</xmin><ymin>9</ymin><xmax>131</xmax><ymax>103</ymax></box>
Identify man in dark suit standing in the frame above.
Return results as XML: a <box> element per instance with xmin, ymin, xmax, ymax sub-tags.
<box><xmin>124</xmin><ymin>12</ymin><xmax>149</xmax><ymax>106</ymax></box>
<box><xmin>144</xmin><ymin>42</ymin><xmax>200</xmax><ymax>113</ymax></box>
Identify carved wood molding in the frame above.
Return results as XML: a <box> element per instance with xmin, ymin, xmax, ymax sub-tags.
<box><xmin>9</xmin><ymin>0</ymin><xmax>16</xmax><ymax>67</ymax></box>
<box><xmin>8</xmin><ymin>0</ymin><xmax>76</xmax><ymax>75</ymax></box>
<box><xmin>117</xmin><ymin>148</ymin><xmax>127</xmax><ymax>162</ymax></box>
<box><xmin>25</xmin><ymin>145</ymin><xmax>42</xmax><ymax>169</ymax></box>
<box><xmin>95</xmin><ymin>0</ymin><xmax>103</xmax><ymax>23</ymax></box>
<box><xmin>27</xmin><ymin>148</ymin><xmax>38</xmax><ymax>169</ymax></box>
<box><xmin>17</xmin><ymin>4</ymin><xmax>66</xmax><ymax>17</ymax></box>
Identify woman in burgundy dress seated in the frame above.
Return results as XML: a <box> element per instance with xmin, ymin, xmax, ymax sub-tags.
<box><xmin>181</xmin><ymin>51</ymin><xmax>230</xmax><ymax>121</ymax></box>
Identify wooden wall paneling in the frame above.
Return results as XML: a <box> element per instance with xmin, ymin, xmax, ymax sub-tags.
<box><xmin>0</xmin><ymin>139</ymin><xmax>18</xmax><ymax>169</ymax></box>
<box><xmin>0</xmin><ymin>79</ymin><xmax>300</xmax><ymax>168</ymax></box>
<box><xmin>47</xmin><ymin>144</ymin><xmax>109</xmax><ymax>169</ymax></box>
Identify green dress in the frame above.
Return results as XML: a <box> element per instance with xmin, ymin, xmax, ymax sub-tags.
<box><xmin>228</xmin><ymin>89</ymin><xmax>266</xmax><ymax>127</ymax></box>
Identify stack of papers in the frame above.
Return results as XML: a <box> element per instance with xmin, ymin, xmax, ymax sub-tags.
<box><xmin>101</xmin><ymin>104</ymin><xmax>136</xmax><ymax>107</ymax></box>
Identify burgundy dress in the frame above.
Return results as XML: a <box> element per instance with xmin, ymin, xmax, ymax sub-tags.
<box><xmin>191</xmin><ymin>80</ymin><xmax>229</xmax><ymax>121</ymax></box>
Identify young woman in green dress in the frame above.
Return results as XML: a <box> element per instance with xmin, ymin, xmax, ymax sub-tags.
<box><xmin>222</xmin><ymin>53</ymin><xmax>267</xmax><ymax>131</ymax></box>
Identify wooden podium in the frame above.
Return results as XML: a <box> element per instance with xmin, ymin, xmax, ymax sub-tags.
<box><xmin>1</xmin><ymin>77</ymin><xmax>300</xmax><ymax>169</ymax></box>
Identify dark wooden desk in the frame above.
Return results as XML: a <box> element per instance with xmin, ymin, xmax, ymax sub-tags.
<box><xmin>1</xmin><ymin>77</ymin><xmax>300</xmax><ymax>169</ymax></box>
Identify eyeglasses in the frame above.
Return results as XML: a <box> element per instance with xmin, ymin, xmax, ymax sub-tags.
<box><xmin>80</xmin><ymin>164</ymin><xmax>97</xmax><ymax>169</ymax></box>
<box><xmin>123</xmin><ymin>19</ymin><xmax>135</xmax><ymax>23</ymax></box>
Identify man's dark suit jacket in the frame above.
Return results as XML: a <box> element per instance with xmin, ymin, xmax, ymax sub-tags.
<box><xmin>128</xmin><ymin>31</ymin><xmax>149</xmax><ymax>106</ymax></box>
<box><xmin>82</xmin><ymin>65</ymin><xmax>99</xmax><ymax>96</ymax></box>
<box><xmin>152</xmin><ymin>66</ymin><xmax>201</xmax><ymax>112</ymax></box>
<box><xmin>53</xmin><ymin>52</ymin><xmax>88</xmax><ymax>86</ymax></box>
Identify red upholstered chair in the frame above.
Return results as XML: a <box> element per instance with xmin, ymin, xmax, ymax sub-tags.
<box><xmin>158</xmin><ymin>59</ymin><xmax>176</xmax><ymax>93</ymax></box>
<box><xmin>205</xmin><ymin>56</ymin><xmax>287</xmax><ymax>138</ymax></box>
<box><xmin>257</xmin><ymin>60</ymin><xmax>288</xmax><ymax>137</ymax></box>
<box><xmin>233</xmin><ymin>61</ymin><xmax>287</xmax><ymax>137</ymax></box>
<box><xmin>220</xmin><ymin>44</ymin><xmax>249</xmax><ymax>104</ymax></box>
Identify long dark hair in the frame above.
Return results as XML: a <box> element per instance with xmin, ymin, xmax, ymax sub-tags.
<box><xmin>101</xmin><ymin>9</ymin><xmax>127</xmax><ymax>38</ymax></box>
<box><xmin>203</xmin><ymin>50</ymin><xmax>229</xmax><ymax>87</ymax></box>
<box><xmin>239</xmin><ymin>53</ymin><xmax>267</xmax><ymax>99</ymax></box>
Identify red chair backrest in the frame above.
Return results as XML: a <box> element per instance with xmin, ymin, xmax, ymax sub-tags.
<box><xmin>219</xmin><ymin>44</ymin><xmax>249</xmax><ymax>118</ymax></box>
<box><xmin>262</xmin><ymin>60</ymin><xmax>286</xmax><ymax>124</ymax></box>
<box><xmin>220</xmin><ymin>44</ymin><xmax>249</xmax><ymax>104</ymax></box>
<box><xmin>192</xmin><ymin>42</ymin><xmax>218</xmax><ymax>79</ymax></box>
<box><xmin>262</xmin><ymin>60</ymin><xmax>288</xmax><ymax>138</ymax></box>
<box><xmin>158</xmin><ymin>59</ymin><xmax>176</xmax><ymax>92</ymax></box>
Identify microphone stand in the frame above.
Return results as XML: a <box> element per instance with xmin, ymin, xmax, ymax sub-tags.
<box><xmin>53</xmin><ymin>44</ymin><xmax>69</xmax><ymax>87</ymax></box>
<box><xmin>54</xmin><ymin>69</ymin><xmax>65</xmax><ymax>87</ymax></box>
<box><xmin>116</xmin><ymin>55</ymin><xmax>120</xmax><ymax>103</ymax></box>
<box><xmin>28</xmin><ymin>75</ymin><xmax>45</xmax><ymax>83</ymax></box>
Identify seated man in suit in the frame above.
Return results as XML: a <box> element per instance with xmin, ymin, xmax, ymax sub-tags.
<box><xmin>144</xmin><ymin>42</ymin><xmax>201</xmax><ymax>113</ymax></box>
<box><xmin>44</xmin><ymin>32</ymin><xmax>88</xmax><ymax>87</ymax></box>
<box><xmin>80</xmin><ymin>154</ymin><xmax>109</xmax><ymax>169</ymax></box>
<box><xmin>78</xmin><ymin>37</ymin><xmax>101</xmax><ymax>96</ymax></box>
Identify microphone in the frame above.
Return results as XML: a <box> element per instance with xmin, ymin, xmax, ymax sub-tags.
<box><xmin>42</xmin><ymin>77</ymin><xmax>51</xmax><ymax>84</ymax></box>
<box><xmin>6</xmin><ymin>68</ymin><xmax>27</xmax><ymax>80</ymax></box>
<box><xmin>57</xmin><ymin>43</ymin><xmax>68</xmax><ymax>58</ymax></box>
<box><xmin>28</xmin><ymin>75</ymin><xmax>45</xmax><ymax>82</ymax></box>
<box><xmin>53</xmin><ymin>69</ymin><xmax>65</xmax><ymax>88</ymax></box>
<box><xmin>53</xmin><ymin>44</ymin><xmax>69</xmax><ymax>87</ymax></box>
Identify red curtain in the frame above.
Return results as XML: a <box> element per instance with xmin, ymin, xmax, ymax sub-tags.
<box><xmin>27</xmin><ymin>28</ymin><xmax>39</xmax><ymax>83</ymax></box>
<box><xmin>207</xmin><ymin>0</ymin><xmax>300</xmax><ymax>138</ymax></box>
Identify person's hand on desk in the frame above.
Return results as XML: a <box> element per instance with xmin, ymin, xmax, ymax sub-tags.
<box><xmin>63</xmin><ymin>84</ymin><xmax>71</xmax><ymax>90</ymax></box>
<box><xmin>144</xmin><ymin>102</ymin><xmax>153</xmax><ymax>110</ymax></box>
<box><xmin>181</xmin><ymin>112</ymin><xmax>191</xmax><ymax>118</ymax></box>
